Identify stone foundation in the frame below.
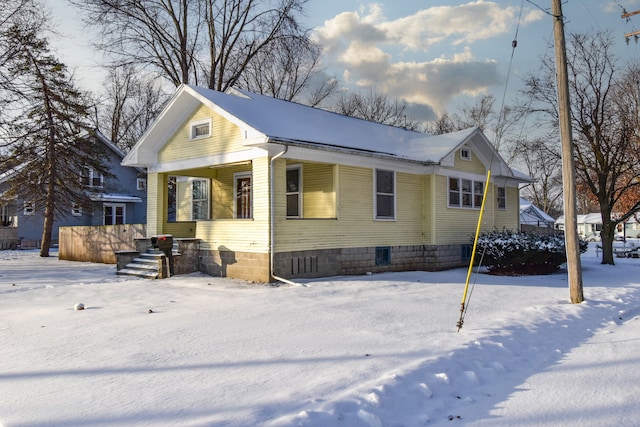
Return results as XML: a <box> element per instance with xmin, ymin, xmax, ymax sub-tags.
<box><xmin>273</xmin><ymin>244</ymin><xmax>470</xmax><ymax>280</ymax></box>
<box><xmin>199</xmin><ymin>249</ymin><xmax>271</xmax><ymax>282</ymax></box>
<box><xmin>119</xmin><ymin>239</ymin><xmax>471</xmax><ymax>282</ymax></box>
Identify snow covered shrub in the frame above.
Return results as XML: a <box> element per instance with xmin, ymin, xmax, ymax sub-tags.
<box><xmin>474</xmin><ymin>230</ymin><xmax>588</xmax><ymax>275</ymax></box>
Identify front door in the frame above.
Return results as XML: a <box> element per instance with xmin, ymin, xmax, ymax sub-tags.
<box><xmin>235</xmin><ymin>174</ymin><xmax>252</xmax><ymax>219</ymax></box>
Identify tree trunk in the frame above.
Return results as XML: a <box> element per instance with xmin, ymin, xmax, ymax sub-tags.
<box><xmin>39</xmin><ymin>169</ymin><xmax>56</xmax><ymax>257</ymax></box>
<box><xmin>600</xmin><ymin>220</ymin><xmax>616</xmax><ymax>265</ymax></box>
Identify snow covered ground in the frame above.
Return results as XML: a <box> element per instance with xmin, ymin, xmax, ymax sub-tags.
<box><xmin>1</xmin><ymin>244</ymin><xmax>639</xmax><ymax>427</ymax></box>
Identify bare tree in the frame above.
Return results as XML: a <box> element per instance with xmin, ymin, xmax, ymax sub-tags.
<box><xmin>522</xmin><ymin>31</ymin><xmax>640</xmax><ymax>264</ymax></box>
<box><xmin>333</xmin><ymin>88</ymin><xmax>422</xmax><ymax>130</ymax></box>
<box><xmin>425</xmin><ymin>113</ymin><xmax>456</xmax><ymax>135</ymax></box>
<box><xmin>511</xmin><ymin>135</ymin><xmax>564</xmax><ymax>218</ymax></box>
<box><xmin>236</xmin><ymin>32</ymin><xmax>337</xmax><ymax>106</ymax></box>
<box><xmin>72</xmin><ymin>0</ymin><xmax>313</xmax><ymax>93</ymax></box>
<box><xmin>96</xmin><ymin>65</ymin><xmax>170</xmax><ymax>150</ymax></box>
<box><xmin>431</xmin><ymin>94</ymin><xmax>523</xmax><ymax>152</ymax></box>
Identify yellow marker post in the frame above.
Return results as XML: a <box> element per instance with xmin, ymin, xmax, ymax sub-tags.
<box><xmin>457</xmin><ymin>169</ymin><xmax>491</xmax><ymax>332</ymax></box>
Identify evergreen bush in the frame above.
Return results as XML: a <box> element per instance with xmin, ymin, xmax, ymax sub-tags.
<box><xmin>474</xmin><ymin>230</ymin><xmax>588</xmax><ymax>275</ymax></box>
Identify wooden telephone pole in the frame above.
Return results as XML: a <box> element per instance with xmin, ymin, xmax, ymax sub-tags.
<box><xmin>551</xmin><ymin>0</ymin><xmax>584</xmax><ymax>303</ymax></box>
<box><xmin>622</xmin><ymin>8</ymin><xmax>640</xmax><ymax>42</ymax></box>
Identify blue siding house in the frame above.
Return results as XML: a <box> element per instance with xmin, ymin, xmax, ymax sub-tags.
<box><xmin>0</xmin><ymin>130</ymin><xmax>146</xmax><ymax>248</ymax></box>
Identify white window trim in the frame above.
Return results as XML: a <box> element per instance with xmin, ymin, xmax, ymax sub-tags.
<box><xmin>72</xmin><ymin>204</ymin><xmax>82</xmax><ymax>216</ymax></box>
<box><xmin>448</xmin><ymin>177</ymin><xmax>485</xmax><ymax>209</ymax></box>
<box><xmin>23</xmin><ymin>201</ymin><xmax>35</xmax><ymax>216</ymax></box>
<box><xmin>374</xmin><ymin>169</ymin><xmax>396</xmax><ymax>221</ymax></box>
<box><xmin>460</xmin><ymin>147</ymin><xmax>471</xmax><ymax>160</ymax></box>
<box><xmin>82</xmin><ymin>167</ymin><xmax>104</xmax><ymax>188</ymax></box>
<box><xmin>286</xmin><ymin>164</ymin><xmax>303</xmax><ymax>218</ymax></box>
<box><xmin>497</xmin><ymin>186</ymin><xmax>507</xmax><ymax>210</ymax></box>
<box><xmin>103</xmin><ymin>203</ymin><xmax>126</xmax><ymax>225</ymax></box>
<box><xmin>233</xmin><ymin>172</ymin><xmax>253</xmax><ymax>219</ymax></box>
<box><xmin>190</xmin><ymin>118</ymin><xmax>212</xmax><ymax>140</ymax></box>
<box><xmin>136</xmin><ymin>178</ymin><xmax>146</xmax><ymax>191</ymax></box>
<box><xmin>191</xmin><ymin>178</ymin><xmax>210</xmax><ymax>221</ymax></box>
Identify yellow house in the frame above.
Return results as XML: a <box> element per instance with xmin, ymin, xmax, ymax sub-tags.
<box><xmin>122</xmin><ymin>84</ymin><xmax>530</xmax><ymax>282</ymax></box>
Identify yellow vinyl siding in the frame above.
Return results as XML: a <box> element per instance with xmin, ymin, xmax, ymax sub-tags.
<box><xmin>453</xmin><ymin>148</ymin><xmax>487</xmax><ymax>175</ymax></box>
<box><xmin>211</xmin><ymin>164</ymin><xmax>253</xmax><ymax>219</ymax></box>
<box><xmin>298</xmin><ymin>162</ymin><xmax>335</xmax><ymax>218</ymax></box>
<box><xmin>274</xmin><ymin>164</ymin><xmax>424</xmax><ymax>252</ymax></box>
<box><xmin>163</xmin><ymin>221</ymin><xmax>196</xmax><ymax>238</ymax></box>
<box><xmin>176</xmin><ymin>178</ymin><xmax>192</xmax><ymax>221</ymax></box>
<box><xmin>146</xmin><ymin>172</ymin><xmax>167</xmax><ymax>236</ymax></box>
<box><xmin>158</xmin><ymin>105</ymin><xmax>244</xmax><ymax>163</ymax></box>
<box><xmin>492</xmin><ymin>186</ymin><xmax>519</xmax><ymax>229</ymax></box>
<box><xmin>422</xmin><ymin>175</ymin><xmax>433</xmax><ymax>243</ymax></box>
<box><xmin>194</xmin><ymin>157</ymin><xmax>270</xmax><ymax>253</ymax></box>
<box><xmin>432</xmin><ymin>175</ymin><xmax>496</xmax><ymax>245</ymax></box>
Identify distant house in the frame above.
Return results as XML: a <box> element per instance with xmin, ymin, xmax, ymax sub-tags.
<box><xmin>555</xmin><ymin>213</ymin><xmax>640</xmax><ymax>240</ymax></box>
<box><xmin>122</xmin><ymin>84</ymin><xmax>531</xmax><ymax>282</ymax></box>
<box><xmin>0</xmin><ymin>129</ymin><xmax>147</xmax><ymax>248</ymax></box>
<box><xmin>555</xmin><ymin>213</ymin><xmax>601</xmax><ymax>239</ymax></box>
<box><xmin>519</xmin><ymin>198</ymin><xmax>555</xmax><ymax>231</ymax></box>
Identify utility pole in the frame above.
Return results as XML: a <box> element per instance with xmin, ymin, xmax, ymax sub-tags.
<box><xmin>551</xmin><ymin>0</ymin><xmax>584</xmax><ymax>303</ymax></box>
<box><xmin>622</xmin><ymin>8</ymin><xmax>640</xmax><ymax>42</ymax></box>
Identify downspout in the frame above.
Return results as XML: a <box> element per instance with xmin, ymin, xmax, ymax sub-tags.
<box><xmin>269</xmin><ymin>145</ymin><xmax>303</xmax><ymax>286</ymax></box>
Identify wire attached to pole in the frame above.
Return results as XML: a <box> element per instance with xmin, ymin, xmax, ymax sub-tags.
<box><xmin>456</xmin><ymin>0</ymin><xmax>524</xmax><ymax>332</ymax></box>
<box><xmin>457</xmin><ymin>170</ymin><xmax>491</xmax><ymax>332</ymax></box>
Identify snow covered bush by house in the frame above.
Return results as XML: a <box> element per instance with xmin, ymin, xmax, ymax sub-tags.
<box><xmin>476</xmin><ymin>230</ymin><xmax>588</xmax><ymax>275</ymax></box>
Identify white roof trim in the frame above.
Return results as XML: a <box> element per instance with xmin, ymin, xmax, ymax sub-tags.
<box><xmin>90</xmin><ymin>193</ymin><xmax>142</xmax><ymax>203</ymax></box>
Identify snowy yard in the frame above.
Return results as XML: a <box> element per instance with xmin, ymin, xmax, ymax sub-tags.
<box><xmin>1</xmin><ymin>244</ymin><xmax>640</xmax><ymax>426</ymax></box>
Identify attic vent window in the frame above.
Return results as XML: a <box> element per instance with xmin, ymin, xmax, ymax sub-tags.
<box><xmin>190</xmin><ymin>118</ymin><xmax>212</xmax><ymax>140</ymax></box>
<box><xmin>460</xmin><ymin>148</ymin><xmax>471</xmax><ymax>160</ymax></box>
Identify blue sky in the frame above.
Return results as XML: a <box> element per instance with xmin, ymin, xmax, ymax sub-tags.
<box><xmin>47</xmin><ymin>1</ymin><xmax>640</xmax><ymax>121</ymax></box>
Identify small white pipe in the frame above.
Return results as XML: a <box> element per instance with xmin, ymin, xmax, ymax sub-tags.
<box><xmin>269</xmin><ymin>146</ymin><xmax>306</xmax><ymax>287</ymax></box>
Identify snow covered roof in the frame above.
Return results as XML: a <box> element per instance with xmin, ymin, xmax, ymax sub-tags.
<box><xmin>555</xmin><ymin>213</ymin><xmax>602</xmax><ymax>225</ymax></box>
<box><xmin>123</xmin><ymin>84</ymin><xmax>529</xmax><ymax>182</ymax></box>
<box><xmin>519</xmin><ymin>198</ymin><xmax>555</xmax><ymax>227</ymax></box>
<box><xmin>187</xmin><ymin>85</ymin><xmax>478</xmax><ymax>163</ymax></box>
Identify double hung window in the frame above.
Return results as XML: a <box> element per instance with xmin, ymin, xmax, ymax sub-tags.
<box><xmin>286</xmin><ymin>166</ymin><xmax>301</xmax><ymax>218</ymax></box>
<box><xmin>192</xmin><ymin>179</ymin><xmax>210</xmax><ymax>220</ymax></box>
<box><xmin>375</xmin><ymin>169</ymin><xmax>395</xmax><ymax>219</ymax></box>
<box><xmin>449</xmin><ymin>177</ymin><xmax>484</xmax><ymax>209</ymax></box>
<box><xmin>104</xmin><ymin>204</ymin><xmax>125</xmax><ymax>225</ymax></box>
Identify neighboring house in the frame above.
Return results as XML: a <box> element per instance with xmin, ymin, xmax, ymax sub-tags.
<box><xmin>0</xmin><ymin>129</ymin><xmax>147</xmax><ymax>248</ymax></box>
<box><xmin>520</xmin><ymin>198</ymin><xmax>555</xmax><ymax>232</ymax></box>
<box><xmin>556</xmin><ymin>213</ymin><xmax>640</xmax><ymax>240</ymax></box>
<box><xmin>555</xmin><ymin>213</ymin><xmax>602</xmax><ymax>238</ymax></box>
<box><xmin>122</xmin><ymin>84</ymin><xmax>530</xmax><ymax>282</ymax></box>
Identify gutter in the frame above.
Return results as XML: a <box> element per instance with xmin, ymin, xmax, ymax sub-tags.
<box><xmin>269</xmin><ymin>145</ymin><xmax>304</xmax><ymax>287</ymax></box>
<box><xmin>265</xmin><ymin>137</ymin><xmax>438</xmax><ymax>166</ymax></box>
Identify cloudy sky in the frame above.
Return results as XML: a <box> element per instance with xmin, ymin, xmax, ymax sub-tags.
<box><xmin>48</xmin><ymin>1</ymin><xmax>640</xmax><ymax>122</ymax></box>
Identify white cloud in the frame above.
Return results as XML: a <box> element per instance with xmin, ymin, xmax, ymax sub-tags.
<box><xmin>313</xmin><ymin>1</ymin><xmax>543</xmax><ymax>118</ymax></box>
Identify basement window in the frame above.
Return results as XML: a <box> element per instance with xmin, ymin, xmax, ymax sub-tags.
<box><xmin>375</xmin><ymin>246</ymin><xmax>391</xmax><ymax>266</ymax></box>
<box><xmin>461</xmin><ymin>244</ymin><xmax>472</xmax><ymax>261</ymax></box>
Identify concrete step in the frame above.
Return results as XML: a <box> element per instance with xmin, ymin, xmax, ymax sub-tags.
<box><xmin>133</xmin><ymin>257</ymin><xmax>160</xmax><ymax>265</ymax></box>
<box><xmin>125</xmin><ymin>262</ymin><xmax>158</xmax><ymax>271</ymax></box>
<box><xmin>117</xmin><ymin>268</ymin><xmax>159</xmax><ymax>279</ymax></box>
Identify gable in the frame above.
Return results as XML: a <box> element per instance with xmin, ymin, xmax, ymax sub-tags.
<box><xmin>158</xmin><ymin>104</ymin><xmax>245</xmax><ymax>164</ymax></box>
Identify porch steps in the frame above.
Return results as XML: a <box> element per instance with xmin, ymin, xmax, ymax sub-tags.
<box><xmin>117</xmin><ymin>252</ymin><xmax>164</xmax><ymax>279</ymax></box>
